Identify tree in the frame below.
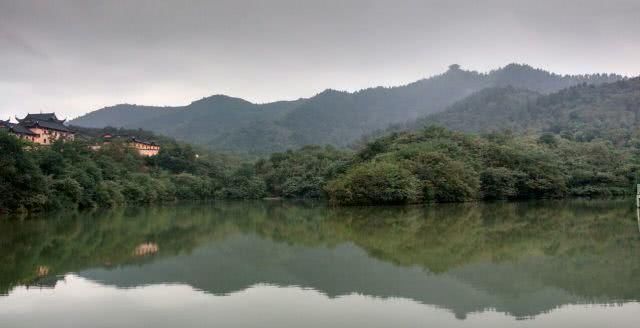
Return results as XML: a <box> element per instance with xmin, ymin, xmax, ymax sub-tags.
<box><xmin>410</xmin><ymin>153</ymin><xmax>479</xmax><ymax>202</ymax></box>
<box><xmin>480</xmin><ymin>167</ymin><xmax>526</xmax><ymax>200</ymax></box>
<box><xmin>538</xmin><ymin>133</ymin><xmax>558</xmax><ymax>147</ymax></box>
<box><xmin>0</xmin><ymin>132</ymin><xmax>48</xmax><ymax>213</ymax></box>
<box><xmin>325</xmin><ymin>162</ymin><xmax>420</xmax><ymax>205</ymax></box>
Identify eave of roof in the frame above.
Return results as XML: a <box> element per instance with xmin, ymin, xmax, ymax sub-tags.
<box><xmin>129</xmin><ymin>137</ymin><xmax>158</xmax><ymax>146</ymax></box>
<box><xmin>22</xmin><ymin>113</ymin><xmax>62</xmax><ymax>122</ymax></box>
<box><xmin>1</xmin><ymin>122</ymin><xmax>38</xmax><ymax>135</ymax></box>
<box><xmin>20</xmin><ymin>120</ymin><xmax>74</xmax><ymax>133</ymax></box>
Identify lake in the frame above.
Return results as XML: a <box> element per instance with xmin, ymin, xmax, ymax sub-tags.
<box><xmin>1</xmin><ymin>200</ymin><xmax>639</xmax><ymax>327</ymax></box>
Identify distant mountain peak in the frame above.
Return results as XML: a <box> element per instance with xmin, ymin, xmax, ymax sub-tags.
<box><xmin>317</xmin><ymin>89</ymin><xmax>349</xmax><ymax>96</ymax></box>
<box><xmin>189</xmin><ymin>94</ymin><xmax>254</xmax><ymax>107</ymax></box>
<box><xmin>70</xmin><ymin>63</ymin><xmax>626</xmax><ymax>153</ymax></box>
<box><xmin>502</xmin><ymin>63</ymin><xmax>534</xmax><ymax>70</ymax></box>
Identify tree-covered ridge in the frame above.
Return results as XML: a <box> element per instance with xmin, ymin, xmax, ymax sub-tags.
<box><xmin>324</xmin><ymin>127</ymin><xmax>638</xmax><ymax>205</ymax></box>
<box><xmin>415</xmin><ymin>86</ymin><xmax>542</xmax><ymax>133</ymax></box>
<box><xmin>70</xmin><ymin>64</ymin><xmax>622</xmax><ymax>154</ymax></box>
<box><xmin>3</xmin><ymin>121</ymin><xmax>638</xmax><ymax>212</ymax></box>
<box><xmin>0</xmin><ymin>130</ymin><xmax>266</xmax><ymax>214</ymax></box>
<box><xmin>415</xmin><ymin>77</ymin><xmax>640</xmax><ymax>146</ymax></box>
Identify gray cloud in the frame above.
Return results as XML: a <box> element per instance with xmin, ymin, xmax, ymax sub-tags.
<box><xmin>1</xmin><ymin>0</ymin><xmax>639</xmax><ymax>119</ymax></box>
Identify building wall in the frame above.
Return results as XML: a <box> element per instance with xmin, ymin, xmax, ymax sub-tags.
<box><xmin>129</xmin><ymin>142</ymin><xmax>160</xmax><ymax>157</ymax></box>
<box><xmin>2</xmin><ymin>130</ymin><xmax>37</xmax><ymax>142</ymax></box>
<box><xmin>19</xmin><ymin>134</ymin><xmax>37</xmax><ymax>142</ymax></box>
<box><xmin>28</xmin><ymin>127</ymin><xmax>74</xmax><ymax>145</ymax></box>
<box><xmin>138</xmin><ymin>148</ymin><xmax>160</xmax><ymax>157</ymax></box>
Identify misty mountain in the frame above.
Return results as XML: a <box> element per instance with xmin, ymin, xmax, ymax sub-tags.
<box><xmin>417</xmin><ymin>77</ymin><xmax>640</xmax><ymax>145</ymax></box>
<box><xmin>413</xmin><ymin>86</ymin><xmax>543</xmax><ymax>133</ymax></box>
<box><xmin>70</xmin><ymin>64</ymin><xmax>622</xmax><ymax>153</ymax></box>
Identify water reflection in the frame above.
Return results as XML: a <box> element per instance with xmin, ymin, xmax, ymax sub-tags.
<box><xmin>1</xmin><ymin>200</ymin><xmax>639</xmax><ymax>326</ymax></box>
<box><xmin>3</xmin><ymin>275</ymin><xmax>639</xmax><ymax>328</ymax></box>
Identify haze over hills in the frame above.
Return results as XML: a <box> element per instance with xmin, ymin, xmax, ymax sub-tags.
<box><xmin>413</xmin><ymin>77</ymin><xmax>640</xmax><ymax>146</ymax></box>
<box><xmin>70</xmin><ymin>64</ymin><xmax>623</xmax><ymax>153</ymax></box>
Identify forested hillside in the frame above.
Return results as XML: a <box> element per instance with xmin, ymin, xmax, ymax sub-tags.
<box><xmin>415</xmin><ymin>87</ymin><xmax>542</xmax><ymax>133</ymax></box>
<box><xmin>323</xmin><ymin>127</ymin><xmax>638</xmax><ymax>205</ymax></box>
<box><xmin>0</xmin><ymin>130</ymin><xmax>265</xmax><ymax>214</ymax></box>
<box><xmin>3</xmin><ymin>124</ymin><xmax>638</xmax><ymax>213</ymax></box>
<box><xmin>71</xmin><ymin>64</ymin><xmax>621</xmax><ymax>153</ymax></box>
<box><xmin>416</xmin><ymin>77</ymin><xmax>640</xmax><ymax>146</ymax></box>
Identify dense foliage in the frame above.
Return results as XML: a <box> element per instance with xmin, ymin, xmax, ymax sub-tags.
<box><xmin>0</xmin><ymin>131</ymin><xmax>265</xmax><ymax>214</ymax></box>
<box><xmin>3</xmin><ymin>120</ymin><xmax>639</xmax><ymax>212</ymax></box>
<box><xmin>70</xmin><ymin>64</ymin><xmax>621</xmax><ymax>154</ymax></box>
<box><xmin>325</xmin><ymin>127</ymin><xmax>639</xmax><ymax>205</ymax></box>
<box><xmin>255</xmin><ymin>145</ymin><xmax>351</xmax><ymax>198</ymax></box>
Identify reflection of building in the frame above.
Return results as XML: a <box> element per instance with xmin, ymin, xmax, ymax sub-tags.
<box><xmin>1</xmin><ymin>113</ymin><xmax>75</xmax><ymax>145</ymax></box>
<box><xmin>36</xmin><ymin>266</ymin><xmax>50</xmax><ymax>277</ymax></box>
<box><xmin>128</xmin><ymin>137</ymin><xmax>160</xmax><ymax>157</ymax></box>
<box><xmin>133</xmin><ymin>243</ymin><xmax>159</xmax><ymax>256</ymax></box>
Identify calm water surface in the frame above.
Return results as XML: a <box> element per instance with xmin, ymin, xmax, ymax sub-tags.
<box><xmin>1</xmin><ymin>200</ymin><xmax>639</xmax><ymax>327</ymax></box>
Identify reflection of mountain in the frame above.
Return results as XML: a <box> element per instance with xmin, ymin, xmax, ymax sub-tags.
<box><xmin>1</xmin><ymin>200</ymin><xmax>639</xmax><ymax>319</ymax></box>
<box><xmin>81</xmin><ymin>235</ymin><xmax>583</xmax><ymax>319</ymax></box>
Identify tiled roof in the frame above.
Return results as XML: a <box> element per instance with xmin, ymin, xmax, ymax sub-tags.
<box><xmin>129</xmin><ymin>137</ymin><xmax>158</xmax><ymax>146</ymax></box>
<box><xmin>23</xmin><ymin>113</ymin><xmax>62</xmax><ymax>122</ymax></box>
<box><xmin>0</xmin><ymin>120</ymin><xmax>38</xmax><ymax>135</ymax></box>
<box><xmin>20</xmin><ymin>119</ymin><xmax>74</xmax><ymax>133</ymax></box>
<box><xmin>11</xmin><ymin>124</ymin><xmax>38</xmax><ymax>135</ymax></box>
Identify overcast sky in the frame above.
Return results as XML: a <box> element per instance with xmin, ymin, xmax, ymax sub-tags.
<box><xmin>1</xmin><ymin>0</ymin><xmax>639</xmax><ymax>120</ymax></box>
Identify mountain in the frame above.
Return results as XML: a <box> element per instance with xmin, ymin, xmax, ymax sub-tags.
<box><xmin>416</xmin><ymin>77</ymin><xmax>640</xmax><ymax>146</ymax></box>
<box><xmin>69</xmin><ymin>104</ymin><xmax>176</xmax><ymax>129</ymax></box>
<box><xmin>70</xmin><ymin>64</ymin><xmax>623</xmax><ymax>153</ymax></box>
<box><xmin>414</xmin><ymin>86</ymin><xmax>543</xmax><ymax>133</ymax></box>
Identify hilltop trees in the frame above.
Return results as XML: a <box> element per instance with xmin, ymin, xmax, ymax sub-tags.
<box><xmin>321</xmin><ymin>127</ymin><xmax>637</xmax><ymax>205</ymax></box>
<box><xmin>415</xmin><ymin>77</ymin><xmax>640</xmax><ymax>148</ymax></box>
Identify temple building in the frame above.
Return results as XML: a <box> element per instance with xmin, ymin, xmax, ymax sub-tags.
<box><xmin>2</xmin><ymin>112</ymin><xmax>160</xmax><ymax>156</ymax></box>
<box><xmin>128</xmin><ymin>137</ymin><xmax>161</xmax><ymax>157</ymax></box>
<box><xmin>91</xmin><ymin>134</ymin><xmax>160</xmax><ymax>157</ymax></box>
<box><xmin>0</xmin><ymin>120</ymin><xmax>39</xmax><ymax>142</ymax></box>
<box><xmin>9</xmin><ymin>113</ymin><xmax>76</xmax><ymax>145</ymax></box>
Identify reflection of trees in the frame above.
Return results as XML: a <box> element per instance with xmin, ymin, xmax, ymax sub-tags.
<box><xmin>1</xmin><ymin>200</ymin><xmax>639</xmax><ymax>306</ymax></box>
<box><xmin>322</xmin><ymin>201</ymin><xmax>640</xmax><ymax>300</ymax></box>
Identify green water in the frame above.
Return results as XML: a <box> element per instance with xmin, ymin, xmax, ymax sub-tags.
<box><xmin>1</xmin><ymin>200</ymin><xmax>639</xmax><ymax>327</ymax></box>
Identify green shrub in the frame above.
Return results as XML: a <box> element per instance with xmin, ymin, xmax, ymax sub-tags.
<box><xmin>410</xmin><ymin>153</ymin><xmax>479</xmax><ymax>202</ymax></box>
<box><xmin>171</xmin><ymin>173</ymin><xmax>212</xmax><ymax>200</ymax></box>
<box><xmin>480</xmin><ymin>167</ymin><xmax>526</xmax><ymax>200</ymax></box>
<box><xmin>48</xmin><ymin>177</ymin><xmax>83</xmax><ymax>209</ymax></box>
<box><xmin>95</xmin><ymin>181</ymin><xmax>125</xmax><ymax>207</ymax></box>
<box><xmin>220</xmin><ymin>166</ymin><xmax>266</xmax><ymax>199</ymax></box>
<box><xmin>325</xmin><ymin>161</ymin><xmax>420</xmax><ymax>205</ymax></box>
